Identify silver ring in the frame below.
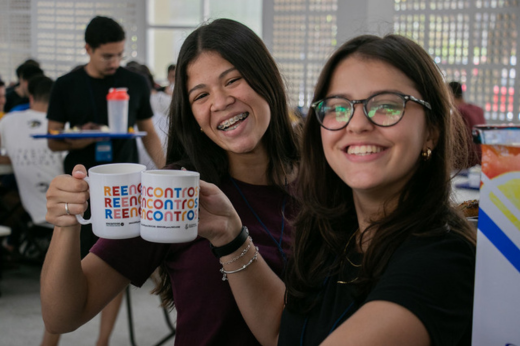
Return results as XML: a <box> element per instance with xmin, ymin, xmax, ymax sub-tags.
<box><xmin>65</xmin><ymin>202</ymin><xmax>70</xmax><ymax>215</ymax></box>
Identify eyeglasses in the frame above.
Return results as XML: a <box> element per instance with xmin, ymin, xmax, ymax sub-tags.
<box><xmin>311</xmin><ymin>92</ymin><xmax>432</xmax><ymax>130</ymax></box>
<box><xmin>100</xmin><ymin>54</ymin><xmax>126</xmax><ymax>63</ymax></box>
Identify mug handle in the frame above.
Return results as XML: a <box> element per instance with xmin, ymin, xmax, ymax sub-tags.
<box><xmin>75</xmin><ymin>176</ymin><xmax>91</xmax><ymax>225</ymax></box>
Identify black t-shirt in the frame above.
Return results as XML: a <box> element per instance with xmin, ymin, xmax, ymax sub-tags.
<box><xmin>4</xmin><ymin>89</ymin><xmax>28</xmax><ymax>113</ymax></box>
<box><xmin>279</xmin><ymin>231</ymin><xmax>475</xmax><ymax>346</ymax></box>
<box><xmin>47</xmin><ymin>66</ymin><xmax>153</xmax><ymax>173</ymax></box>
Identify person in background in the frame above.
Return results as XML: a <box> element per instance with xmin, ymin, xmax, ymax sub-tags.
<box><xmin>164</xmin><ymin>64</ymin><xmax>176</xmax><ymax>95</ymax></box>
<box><xmin>125</xmin><ymin>62</ymin><xmax>170</xmax><ymax>169</ymax></box>
<box><xmin>41</xmin><ymin>18</ymin><xmax>300</xmax><ymax>346</ymax></box>
<box><xmin>44</xmin><ymin>15</ymin><xmax>165</xmax><ymax>346</ymax></box>
<box><xmin>4</xmin><ymin>59</ymin><xmax>40</xmax><ymax>92</ymax></box>
<box><xmin>448</xmin><ymin>81</ymin><xmax>486</xmax><ymax>167</ymax></box>
<box><xmin>0</xmin><ymin>76</ymin><xmax>62</xmax><ymax>278</ymax></box>
<box><xmin>0</xmin><ymin>79</ymin><xmax>6</xmax><ymax>119</ymax></box>
<box><xmin>0</xmin><ymin>75</ymin><xmax>64</xmax><ymax>225</ymax></box>
<box><xmin>4</xmin><ymin>64</ymin><xmax>44</xmax><ymax>113</ymax></box>
<box><xmin>195</xmin><ymin>34</ymin><xmax>476</xmax><ymax>345</ymax></box>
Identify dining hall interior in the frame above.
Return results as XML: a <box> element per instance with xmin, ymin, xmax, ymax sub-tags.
<box><xmin>0</xmin><ymin>0</ymin><xmax>519</xmax><ymax>345</ymax></box>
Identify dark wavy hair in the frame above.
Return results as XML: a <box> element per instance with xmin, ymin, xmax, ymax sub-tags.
<box><xmin>285</xmin><ymin>34</ymin><xmax>475</xmax><ymax>314</ymax></box>
<box><xmin>85</xmin><ymin>16</ymin><xmax>125</xmax><ymax>49</ymax></box>
<box><xmin>154</xmin><ymin>18</ymin><xmax>300</xmax><ymax>309</ymax></box>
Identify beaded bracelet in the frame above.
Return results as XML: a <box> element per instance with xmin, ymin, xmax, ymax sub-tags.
<box><xmin>219</xmin><ymin>237</ymin><xmax>252</xmax><ymax>265</ymax></box>
<box><xmin>220</xmin><ymin>246</ymin><xmax>259</xmax><ymax>281</ymax></box>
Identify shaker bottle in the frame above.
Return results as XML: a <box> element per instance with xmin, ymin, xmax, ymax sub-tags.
<box><xmin>107</xmin><ymin>87</ymin><xmax>129</xmax><ymax>133</ymax></box>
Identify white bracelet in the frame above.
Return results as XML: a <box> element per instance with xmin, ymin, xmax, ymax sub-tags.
<box><xmin>219</xmin><ymin>237</ymin><xmax>252</xmax><ymax>265</ymax></box>
<box><xmin>220</xmin><ymin>247</ymin><xmax>259</xmax><ymax>281</ymax></box>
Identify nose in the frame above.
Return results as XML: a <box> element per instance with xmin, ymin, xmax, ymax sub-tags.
<box><xmin>109</xmin><ymin>59</ymin><xmax>120</xmax><ymax>70</ymax></box>
<box><xmin>210</xmin><ymin>88</ymin><xmax>234</xmax><ymax>112</ymax></box>
<box><xmin>345</xmin><ymin>103</ymin><xmax>373</xmax><ymax>133</ymax></box>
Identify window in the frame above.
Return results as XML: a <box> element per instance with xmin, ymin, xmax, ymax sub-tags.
<box><xmin>147</xmin><ymin>0</ymin><xmax>262</xmax><ymax>84</ymax></box>
<box><xmin>394</xmin><ymin>0</ymin><xmax>519</xmax><ymax>124</ymax></box>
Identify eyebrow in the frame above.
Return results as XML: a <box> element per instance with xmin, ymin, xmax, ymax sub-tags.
<box><xmin>327</xmin><ymin>89</ymin><xmax>411</xmax><ymax>99</ymax></box>
<box><xmin>188</xmin><ymin>67</ymin><xmax>237</xmax><ymax>96</ymax></box>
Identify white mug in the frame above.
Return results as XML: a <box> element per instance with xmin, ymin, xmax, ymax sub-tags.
<box><xmin>140</xmin><ymin>170</ymin><xmax>200</xmax><ymax>243</ymax></box>
<box><xmin>76</xmin><ymin>163</ymin><xmax>146</xmax><ymax>239</ymax></box>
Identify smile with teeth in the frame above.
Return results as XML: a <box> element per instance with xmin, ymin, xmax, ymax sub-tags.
<box><xmin>347</xmin><ymin>145</ymin><xmax>384</xmax><ymax>155</ymax></box>
<box><xmin>217</xmin><ymin>112</ymin><xmax>249</xmax><ymax>131</ymax></box>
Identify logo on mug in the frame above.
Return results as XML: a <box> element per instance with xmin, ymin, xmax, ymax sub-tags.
<box><xmin>104</xmin><ymin>184</ymin><xmax>142</xmax><ymax>220</ymax></box>
<box><xmin>141</xmin><ymin>185</ymin><xmax>199</xmax><ymax>223</ymax></box>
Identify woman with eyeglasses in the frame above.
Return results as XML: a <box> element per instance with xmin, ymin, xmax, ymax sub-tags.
<box><xmin>198</xmin><ymin>34</ymin><xmax>476</xmax><ymax>345</ymax></box>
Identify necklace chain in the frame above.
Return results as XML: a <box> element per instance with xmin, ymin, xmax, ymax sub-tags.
<box><xmin>337</xmin><ymin>229</ymin><xmax>361</xmax><ymax>285</ymax></box>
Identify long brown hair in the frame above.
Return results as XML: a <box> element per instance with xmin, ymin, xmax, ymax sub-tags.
<box><xmin>154</xmin><ymin>19</ymin><xmax>300</xmax><ymax>309</ymax></box>
<box><xmin>285</xmin><ymin>34</ymin><xmax>475</xmax><ymax>314</ymax></box>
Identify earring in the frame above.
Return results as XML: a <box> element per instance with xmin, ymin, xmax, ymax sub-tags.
<box><xmin>421</xmin><ymin>147</ymin><xmax>432</xmax><ymax>161</ymax></box>
<box><xmin>200</xmin><ymin>128</ymin><xmax>204</xmax><ymax>133</ymax></box>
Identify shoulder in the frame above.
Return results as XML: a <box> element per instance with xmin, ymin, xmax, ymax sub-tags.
<box><xmin>54</xmin><ymin>68</ymin><xmax>85</xmax><ymax>87</ymax></box>
<box><xmin>59</xmin><ymin>67</ymin><xmax>85</xmax><ymax>81</ymax></box>
<box><xmin>384</xmin><ymin>231</ymin><xmax>475</xmax><ymax>282</ymax></box>
<box><xmin>117</xmin><ymin>67</ymin><xmax>147</xmax><ymax>83</ymax></box>
<box><xmin>366</xmin><ymin>231</ymin><xmax>475</xmax><ymax>345</ymax></box>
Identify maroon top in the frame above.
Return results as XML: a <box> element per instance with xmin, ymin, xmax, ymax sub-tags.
<box><xmin>457</xmin><ymin>103</ymin><xmax>486</xmax><ymax>167</ymax></box>
<box><xmin>91</xmin><ymin>177</ymin><xmax>296</xmax><ymax>345</ymax></box>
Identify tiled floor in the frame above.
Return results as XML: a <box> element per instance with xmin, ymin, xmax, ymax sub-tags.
<box><xmin>0</xmin><ymin>263</ymin><xmax>177</xmax><ymax>346</ymax></box>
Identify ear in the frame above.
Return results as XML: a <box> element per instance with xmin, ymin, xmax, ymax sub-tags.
<box><xmin>85</xmin><ymin>44</ymin><xmax>94</xmax><ymax>56</ymax></box>
<box><xmin>424</xmin><ymin>125</ymin><xmax>440</xmax><ymax>151</ymax></box>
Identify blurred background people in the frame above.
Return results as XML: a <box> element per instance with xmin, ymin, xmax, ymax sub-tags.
<box><xmin>448</xmin><ymin>81</ymin><xmax>486</xmax><ymax>167</ymax></box>
<box><xmin>163</xmin><ymin>64</ymin><xmax>176</xmax><ymax>95</ymax></box>
<box><xmin>4</xmin><ymin>64</ymin><xmax>44</xmax><ymax>113</ymax></box>
<box><xmin>124</xmin><ymin>61</ymin><xmax>170</xmax><ymax>169</ymax></box>
<box><xmin>0</xmin><ymin>79</ymin><xmax>6</xmax><ymax>119</ymax></box>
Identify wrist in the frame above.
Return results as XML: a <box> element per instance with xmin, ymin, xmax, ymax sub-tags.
<box><xmin>210</xmin><ymin>226</ymin><xmax>249</xmax><ymax>258</ymax></box>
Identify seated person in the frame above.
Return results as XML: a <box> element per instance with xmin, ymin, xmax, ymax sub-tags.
<box><xmin>4</xmin><ymin>64</ymin><xmax>43</xmax><ymax>113</ymax></box>
<box><xmin>0</xmin><ymin>75</ymin><xmax>65</xmax><ymax>225</ymax></box>
<box><xmin>448</xmin><ymin>81</ymin><xmax>486</xmax><ymax>167</ymax></box>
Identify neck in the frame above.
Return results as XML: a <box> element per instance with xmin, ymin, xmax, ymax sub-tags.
<box><xmin>352</xmin><ymin>190</ymin><xmax>400</xmax><ymax>251</ymax></box>
<box><xmin>453</xmin><ymin>98</ymin><xmax>464</xmax><ymax>107</ymax></box>
<box><xmin>31</xmin><ymin>102</ymin><xmax>48</xmax><ymax>113</ymax></box>
<box><xmin>15</xmin><ymin>85</ymin><xmax>24</xmax><ymax>97</ymax></box>
<box><xmin>228</xmin><ymin>149</ymin><xmax>270</xmax><ymax>185</ymax></box>
<box><xmin>85</xmin><ymin>63</ymin><xmax>105</xmax><ymax>79</ymax></box>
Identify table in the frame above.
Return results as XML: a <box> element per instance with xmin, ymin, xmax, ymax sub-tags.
<box><xmin>451</xmin><ymin>174</ymin><xmax>480</xmax><ymax>205</ymax></box>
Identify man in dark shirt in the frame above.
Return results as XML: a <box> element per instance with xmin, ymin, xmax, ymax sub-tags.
<box><xmin>43</xmin><ymin>16</ymin><xmax>165</xmax><ymax>346</ymax></box>
<box><xmin>4</xmin><ymin>64</ymin><xmax>43</xmax><ymax>113</ymax></box>
<box><xmin>448</xmin><ymin>81</ymin><xmax>486</xmax><ymax>167</ymax></box>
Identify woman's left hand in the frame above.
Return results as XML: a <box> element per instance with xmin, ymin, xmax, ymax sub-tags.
<box><xmin>198</xmin><ymin>180</ymin><xmax>243</xmax><ymax>246</ymax></box>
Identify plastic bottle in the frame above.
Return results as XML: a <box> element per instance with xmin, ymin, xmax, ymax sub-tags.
<box><xmin>107</xmin><ymin>88</ymin><xmax>129</xmax><ymax>133</ymax></box>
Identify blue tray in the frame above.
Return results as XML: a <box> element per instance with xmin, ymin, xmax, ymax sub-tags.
<box><xmin>455</xmin><ymin>182</ymin><xmax>480</xmax><ymax>191</ymax></box>
<box><xmin>31</xmin><ymin>131</ymin><xmax>147</xmax><ymax>139</ymax></box>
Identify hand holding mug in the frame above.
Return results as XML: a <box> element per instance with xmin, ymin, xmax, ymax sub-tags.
<box><xmin>197</xmin><ymin>180</ymin><xmax>242</xmax><ymax>247</ymax></box>
<box><xmin>45</xmin><ymin>165</ymin><xmax>90</xmax><ymax>228</ymax></box>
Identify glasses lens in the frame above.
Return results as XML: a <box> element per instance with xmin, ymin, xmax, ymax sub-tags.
<box><xmin>317</xmin><ymin>98</ymin><xmax>352</xmax><ymax>129</ymax></box>
<box><xmin>366</xmin><ymin>93</ymin><xmax>405</xmax><ymax>126</ymax></box>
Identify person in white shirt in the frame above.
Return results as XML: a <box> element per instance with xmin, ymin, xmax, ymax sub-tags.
<box><xmin>0</xmin><ymin>75</ymin><xmax>65</xmax><ymax>225</ymax></box>
<box><xmin>0</xmin><ymin>75</ymin><xmax>66</xmax><ymax>346</ymax></box>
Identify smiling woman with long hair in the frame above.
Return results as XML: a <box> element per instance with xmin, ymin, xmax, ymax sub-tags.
<box><xmin>41</xmin><ymin>19</ymin><xmax>300</xmax><ymax>346</ymax></box>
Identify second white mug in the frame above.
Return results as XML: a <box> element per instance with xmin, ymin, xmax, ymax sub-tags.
<box><xmin>140</xmin><ymin>170</ymin><xmax>200</xmax><ymax>243</ymax></box>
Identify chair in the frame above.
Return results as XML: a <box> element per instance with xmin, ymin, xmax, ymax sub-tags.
<box><xmin>125</xmin><ymin>286</ymin><xmax>176</xmax><ymax>346</ymax></box>
<box><xmin>0</xmin><ymin>225</ymin><xmax>12</xmax><ymax>297</ymax></box>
